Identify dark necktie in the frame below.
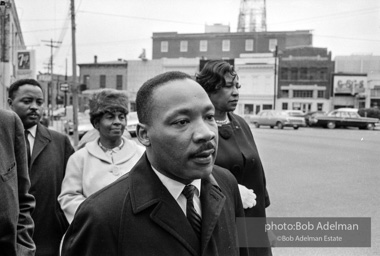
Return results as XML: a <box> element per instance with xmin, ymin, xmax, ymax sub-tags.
<box><xmin>182</xmin><ymin>184</ymin><xmax>202</xmax><ymax>240</ymax></box>
<box><xmin>24</xmin><ymin>130</ymin><xmax>31</xmax><ymax>167</ymax></box>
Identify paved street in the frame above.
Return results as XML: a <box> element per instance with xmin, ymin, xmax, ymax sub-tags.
<box><xmin>251</xmin><ymin>126</ymin><xmax>380</xmax><ymax>256</ymax></box>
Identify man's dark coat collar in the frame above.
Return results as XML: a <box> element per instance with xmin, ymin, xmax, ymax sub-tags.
<box><xmin>126</xmin><ymin>154</ymin><xmax>226</xmax><ymax>256</ymax></box>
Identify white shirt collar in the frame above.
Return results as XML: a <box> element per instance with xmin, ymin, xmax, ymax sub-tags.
<box><xmin>151</xmin><ymin>165</ymin><xmax>201</xmax><ymax>201</ymax></box>
<box><xmin>26</xmin><ymin>125</ymin><xmax>37</xmax><ymax>139</ymax></box>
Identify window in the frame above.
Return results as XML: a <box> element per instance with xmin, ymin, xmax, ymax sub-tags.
<box><xmin>244</xmin><ymin>104</ymin><xmax>254</xmax><ymax>115</ymax></box>
<box><xmin>280</xmin><ymin>68</ymin><xmax>289</xmax><ymax>80</ymax></box>
<box><xmin>116</xmin><ymin>75</ymin><xmax>123</xmax><ymax>90</ymax></box>
<box><xmin>309</xmin><ymin>68</ymin><xmax>317</xmax><ymax>80</ymax></box>
<box><xmin>281</xmin><ymin>90</ymin><xmax>289</xmax><ymax>98</ymax></box>
<box><xmin>263</xmin><ymin>104</ymin><xmax>272</xmax><ymax>110</ymax></box>
<box><xmin>319</xmin><ymin>68</ymin><xmax>327</xmax><ymax>80</ymax></box>
<box><xmin>200</xmin><ymin>40</ymin><xmax>207</xmax><ymax>52</ymax></box>
<box><xmin>317</xmin><ymin>103</ymin><xmax>323</xmax><ymax>111</ymax></box>
<box><xmin>245</xmin><ymin>39</ymin><xmax>254</xmax><ymax>51</ymax></box>
<box><xmin>222</xmin><ymin>40</ymin><xmax>230</xmax><ymax>52</ymax></box>
<box><xmin>293</xmin><ymin>90</ymin><xmax>313</xmax><ymax>98</ymax></box>
<box><xmin>130</xmin><ymin>102</ymin><xmax>136</xmax><ymax>112</ymax></box>
<box><xmin>317</xmin><ymin>90</ymin><xmax>325</xmax><ymax>98</ymax></box>
<box><xmin>282</xmin><ymin>102</ymin><xmax>288</xmax><ymax>110</ymax></box>
<box><xmin>300</xmin><ymin>68</ymin><xmax>307</xmax><ymax>80</ymax></box>
<box><xmin>292</xmin><ymin>103</ymin><xmax>301</xmax><ymax>110</ymax></box>
<box><xmin>269</xmin><ymin>39</ymin><xmax>278</xmax><ymax>51</ymax></box>
<box><xmin>100</xmin><ymin>75</ymin><xmax>106</xmax><ymax>88</ymax></box>
<box><xmin>83</xmin><ymin>75</ymin><xmax>89</xmax><ymax>85</ymax></box>
<box><xmin>291</xmin><ymin>68</ymin><xmax>298</xmax><ymax>80</ymax></box>
<box><xmin>180</xmin><ymin>41</ymin><xmax>188</xmax><ymax>52</ymax></box>
<box><xmin>161</xmin><ymin>41</ymin><xmax>168</xmax><ymax>52</ymax></box>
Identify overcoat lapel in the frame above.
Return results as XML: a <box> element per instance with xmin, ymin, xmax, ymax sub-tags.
<box><xmin>228</xmin><ymin>113</ymin><xmax>252</xmax><ymax>159</ymax></box>
<box><xmin>200</xmin><ymin>175</ymin><xmax>226</xmax><ymax>254</ymax></box>
<box><xmin>30</xmin><ymin>124</ymin><xmax>51</xmax><ymax>167</ymax></box>
<box><xmin>128</xmin><ymin>154</ymin><xmax>201</xmax><ymax>256</ymax></box>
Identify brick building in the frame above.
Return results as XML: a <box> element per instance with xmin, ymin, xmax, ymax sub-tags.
<box><xmin>277</xmin><ymin>46</ymin><xmax>335</xmax><ymax>112</ymax></box>
<box><xmin>152</xmin><ymin>29</ymin><xmax>313</xmax><ymax>60</ymax></box>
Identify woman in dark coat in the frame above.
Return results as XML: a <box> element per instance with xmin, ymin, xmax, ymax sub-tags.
<box><xmin>196</xmin><ymin>60</ymin><xmax>272</xmax><ymax>256</ymax></box>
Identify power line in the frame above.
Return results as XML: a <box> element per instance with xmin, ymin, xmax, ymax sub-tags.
<box><xmin>78</xmin><ymin>10</ymin><xmax>204</xmax><ymax>26</ymax></box>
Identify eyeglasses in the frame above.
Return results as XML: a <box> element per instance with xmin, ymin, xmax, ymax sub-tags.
<box><xmin>224</xmin><ymin>82</ymin><xmax>241</xmax><ymax>90</ymax></box>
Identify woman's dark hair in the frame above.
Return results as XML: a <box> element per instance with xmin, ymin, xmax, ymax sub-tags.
<box><xmin>196</xmin><ymin>60</ymin><xmax>237</xmax><ymax>93</ymax></box>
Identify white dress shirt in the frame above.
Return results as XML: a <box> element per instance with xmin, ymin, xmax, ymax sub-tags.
<box><xmin>25</xmin><ymin>125</ymin><xmax>37</xmax><ymax>156</ymax></box>
<box><xmin>152</xmin><ymin>166</ymin><xmax>202</xmax><ymax>217</ymax></box>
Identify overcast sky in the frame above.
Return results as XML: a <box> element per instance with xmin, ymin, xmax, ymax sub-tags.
<box><xmin>15</xmin><ymin>0</ymin><xmax>380</xmax><ymax>76</ymax></box>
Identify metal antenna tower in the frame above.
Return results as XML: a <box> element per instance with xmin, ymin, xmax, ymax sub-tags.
<box><xmin>237</xmin><ymin>0</ymin><xmax>267</xmax><ymax>32</ymax></box>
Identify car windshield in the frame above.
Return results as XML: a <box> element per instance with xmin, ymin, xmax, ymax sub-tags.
<box><xmin>278</xmin><ymin>111</ymin><xmax>290</xmax><ymax>116</ymax></box>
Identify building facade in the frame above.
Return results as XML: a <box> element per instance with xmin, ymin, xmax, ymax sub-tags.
<box><xmin>277</xmin><ymin>46</ymin><xmax>334</xmax><ymax>113</ymax></box>
<box><xmin>152</xmin><ymin>29</ymin><xmax>313</xmax><ymax>60</ymax></box>
<box><xmin>0</xmin><ymin>0</ymin><xmax>27</xmax><ymax>108</ymax></box>
<box><xmin>334</xmin><ymin>55</ymin><xmax>380</xmax><ymax>108</ymax></box>
<box><xmin>234</xmin><ymin>53</ymin><xmax>276</xmax><ymax>115</ymax></box>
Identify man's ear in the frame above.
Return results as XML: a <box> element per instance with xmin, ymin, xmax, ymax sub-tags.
<box><xmin>7</xmin><ymin>98</ymin><xmax>13</xmax><ymax>108</ymax></box>
<box><xmin>136</xmin><ymin>123</ymin><xmax>151</xmax><ymax>147</ymax></box>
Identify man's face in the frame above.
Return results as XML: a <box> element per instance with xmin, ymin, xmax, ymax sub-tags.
<box><xmin>142</xmin><ymin>79</ymin><xmax>218</xmax><ymax>184</ymax></box>
<box><xmin>8</xmin><ymin>84</ymin><xmax>44</xmax><ymax>129</ymax></box>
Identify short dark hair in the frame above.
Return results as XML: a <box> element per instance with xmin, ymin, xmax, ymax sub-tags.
<box><xmin>8</xmin><ymin>79</ymin><xmax>43</xmax><ymax>99</ymax></box>
<box><xmin>136</xmin><ymin>71</ymin><xmax>192</xmax><ymax>125</ymax></box>
<box><xmin>196</xmin><ymin>60</ymin><xmax>237</xmax><ymax>93</ymax></box>
<box><xmin>89</xmin><ymin>89</ymin><xmax>129</xmax><ymax>127</ymax></box>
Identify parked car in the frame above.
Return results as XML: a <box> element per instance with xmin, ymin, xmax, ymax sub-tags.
<box><xmin>250</xmin><ymin>110</ymin><xmax>306</xmax><ymax>129</ymax></box>
<box><xmin>284</xmin><ymin>110</ymin><xmax>305</xmax><ymax>118</ymax></box>
<box><xmin>310</xmin><ymin>108</ymin><xmax>379</xmax><ymax>130</ymax></box>
<box><xmin>303</xmin><ymin>111</ymin><xmax>327</xmax><ymax>126</ymax></box>
<box><xmin>126</xmin><ymin>112</ymin><xmax>139</xmax><ymax>137</ymax></box>
<box><xmin>64</xmin><ymin>112</ymin><xmax>93</xmax><ymax>139</ymax></box>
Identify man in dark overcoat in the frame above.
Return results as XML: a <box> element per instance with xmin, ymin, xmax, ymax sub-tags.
<box><xmin>8</xmin><ymin>79</ymin><xmax>75</xmax><ymax>256</ymax></box>
<box><xmin>62</xmin><ymin>71</ymin><xmax>249</xmax><ymax>256</ymax></box>
<box><xmin>0</xmin><ymin>109</ymin><xmax>35</xmax><ymax>256</ymax></box>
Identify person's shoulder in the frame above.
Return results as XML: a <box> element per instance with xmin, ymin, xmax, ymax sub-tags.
<box><xmin>79</xmin><ymin>173</ymin><xmax>131</xmax><ymax>212</ymax></box>
<box><xmin>0</xmin><ymin>109</ymin><xmax>13</xmax><ymax>118</ymax></box>
<box><xmin>231</xmin><ymin>112</ymin><xmax>249</xmax><ymax>125</ymax></box>
<box><xmin>123</xmin><ymin>137</ymin><xmax>145</xmax><ymax>154</ymax></box>
<box><xmin>0</xmin><ymin>109</ymin><xmax>18</xmax><ymax>123</ymax></box>
<box><xmin>39</xmin><ymin>124</ymin><xmax>71</xmax><ymax>141</ymax></box>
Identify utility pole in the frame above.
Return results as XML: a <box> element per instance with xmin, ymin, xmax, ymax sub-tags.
<box><xmin>42</xmin><ymin>39</ymin><xmax>61</xmax><ymax>122</ymax></box>
<box><xmin>273</xmin><ymin>45</ymin><xmax>278</xmax><ymax>110</ymax></box>
<box><xmin>71</xmin><ymin>0</ymin><xmax>79</xmax><ymax>147</ymax></box>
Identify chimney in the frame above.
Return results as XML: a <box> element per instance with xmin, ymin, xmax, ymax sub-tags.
<box><xmin>94</xmin><ymin>55</ymin><xmax>97</xmax><ymax>63</ymax></box>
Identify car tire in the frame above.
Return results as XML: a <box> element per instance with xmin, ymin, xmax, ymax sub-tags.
<box><xmin>327</xmin><ymin>122</ymin><xmax>336</xmax><ymax>129</ymax></box>
<box><xmin>366</xmin><ymin>123</ymin><xmax>374</xmax><ymax>130</ymax></box>
<box><xmin>293</xmin><ymin>126</ymin><xmax>299</xmax><ymax>130</ymax></box>
<box><xmin>276</xmin><ymin>122</ymin><xmax>284</xmax><ymax>129</ymax></box>
<box><xmin>254</xmin><ymin>123</ymin><xmax>260</xmax><ymax>128</ymax></box>
<box><xmin>270</xmin><ymin>126</ymin><xmax>274</xmax><ymax>129</ymax></box>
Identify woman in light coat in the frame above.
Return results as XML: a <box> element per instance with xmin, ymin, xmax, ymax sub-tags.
<box><xmin>58</xmin><ymin>89</ymin><xmax>144</xmax><ymax>223</ymax></box>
